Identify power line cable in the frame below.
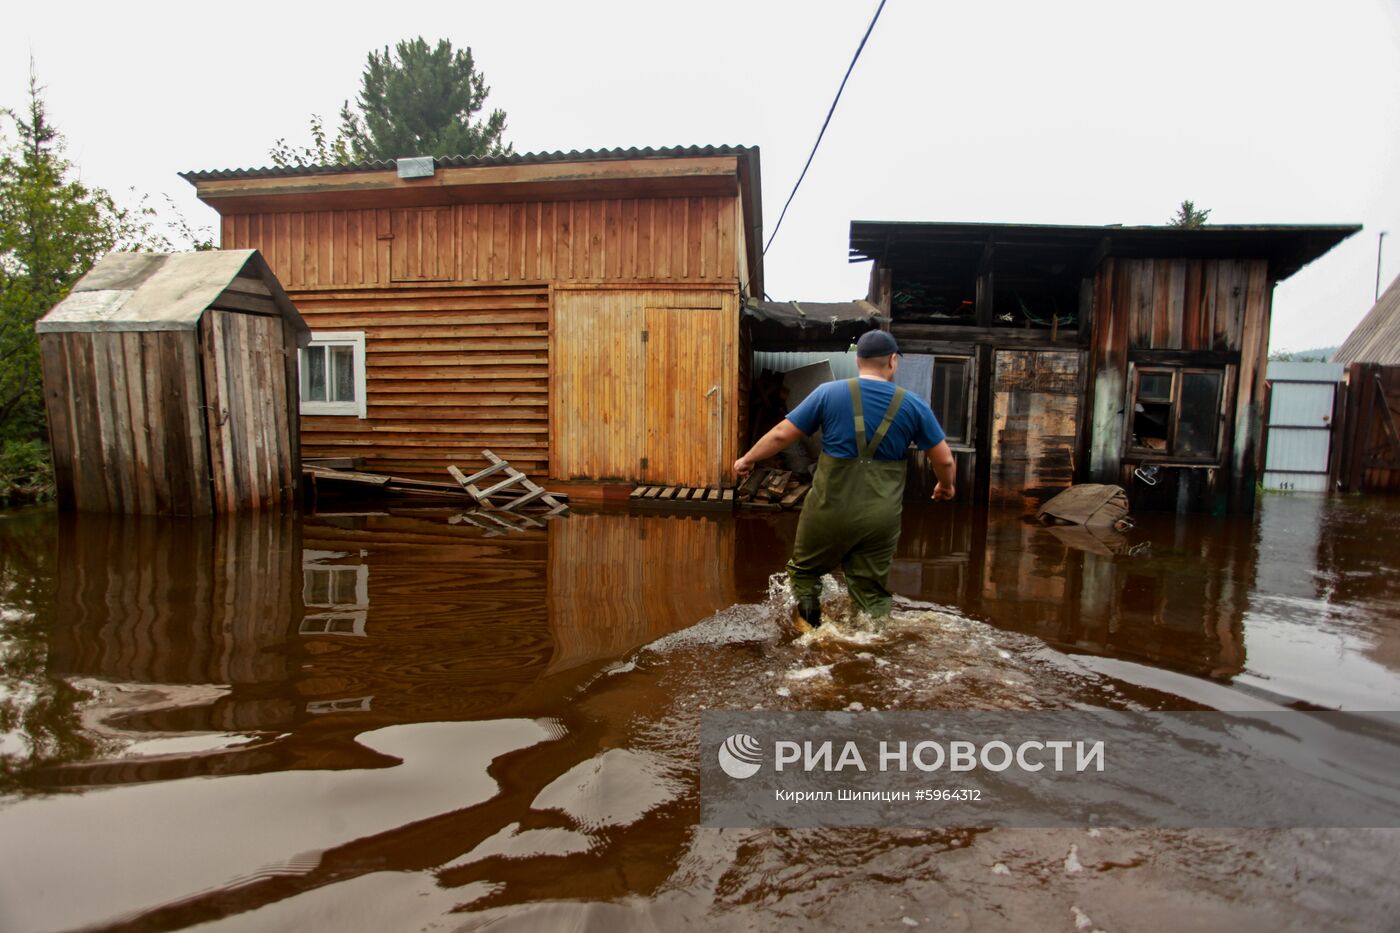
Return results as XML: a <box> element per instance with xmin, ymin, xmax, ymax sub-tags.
<box><xmin>762</xmin><ymin>0</ymin><xmax>888</xmax><ymax>258</ymax></box>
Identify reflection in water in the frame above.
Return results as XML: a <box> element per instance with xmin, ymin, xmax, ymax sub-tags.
<box><xmin>0</xmin><ymin>498</ymin><xmax>1397</xmax><ymax>930</ymax></box>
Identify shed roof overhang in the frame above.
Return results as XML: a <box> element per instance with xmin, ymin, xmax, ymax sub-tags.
<box><xmin>183</xmin><ymin>146</ymin><xmax>765</xmax><ymax>294</ymax></box>
<box><xmin>849</xmin><ymin>220</ymin><xmax>1362</xmax><ymax>283</ymax></box>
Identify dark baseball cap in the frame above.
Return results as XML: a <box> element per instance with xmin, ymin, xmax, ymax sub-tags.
<box><xmin>855</xmin><ymin>330</ymin><xmax>900</xmax><ymax>358</ymax></box>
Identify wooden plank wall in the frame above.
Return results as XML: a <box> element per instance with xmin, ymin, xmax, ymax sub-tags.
<box><xmin>552</xmin><ymin>288</ymin><xmax>738</xmax><ymax>486</ymax></box>
<box><xmin>200</xmin><ymin>310</ymin><xmax>298</xmax><ymax>511</ymax></box>
<box><xmin>221</xmin><ymin>197</ymin><xmax>743</xmax><ymax>290</ymax></box>
<box><xmin>1087</xmin><ymin>257</ymin><xmax>1272</xmax><ymax>509</ymax></box>
<box><xmin>1335</xmin><ymin>363</ymin><xmax>1400</xmax><ymax>493</ymax></box>
<box><xmin>988</xmin><ymin>350</ymin><xmax>1082</xmax><ymax>509</ymax></box>
<box><xmin>291</xmin><ymin>285</ymin><xmax>550</xmax><ymax>479</ymax></box>
<box><xmin>39</xmin><ymin>331</ymin><xmax>213</xmax><ymax>516</ymax></box>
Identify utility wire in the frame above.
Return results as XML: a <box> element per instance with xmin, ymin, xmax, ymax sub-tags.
<box><xmin>762</xmin><ymin>0</ymin><xmax>888</xmax><ymax>258</ymax></box>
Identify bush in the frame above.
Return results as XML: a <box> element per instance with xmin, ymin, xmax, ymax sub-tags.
<box><xmin>0</xmin><ymin>440</ymin><xmax>54</xmax><ymax>507</ymax></box>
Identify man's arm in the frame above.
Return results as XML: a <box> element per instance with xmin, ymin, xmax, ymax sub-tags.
<box><xmin>734</xmin><ymin>419</ymin><xmax>806</xmax><ymax>478</ymax></box>
<box><xmin>926</xmin><ymin>440</ymin><xmax>957</xmax><ymax>500</ymax></box>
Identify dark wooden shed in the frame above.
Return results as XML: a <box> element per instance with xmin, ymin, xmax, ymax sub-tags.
<box><xmin>849</xmin><ymin>221</ymin><xmax>1359</xmax><ymax>513</ymax></box>
<box><xmin>36</xmin><ymin>250</ymin><xmax>310</xmax><ymax>515</ymax></box>
<box><xmin>1331</xmin><ymin>273</ymin><xmax>1400</xmax><ymax>494</ymax></box>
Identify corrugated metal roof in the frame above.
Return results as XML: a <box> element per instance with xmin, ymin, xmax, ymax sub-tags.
<box><xmin>37</xmin><ymin>250</ymin><xmax>309</xmax><ymax>341</ymax></box>
<box><xmin>180</xmin><ymin>144</ymin><xmax>756</xmax><ymax>182</ymax></box>
<box><xmin>1334</xmin><ymin>274</ymin><xmax>1400</xmax><ymax>365</ymax></box>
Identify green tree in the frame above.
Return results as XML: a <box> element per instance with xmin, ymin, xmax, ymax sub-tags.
<box><xmin>0</xmin><ymin>69</ymin><xmax>204</xmax><ymax>443</ymax></box>
<box><xmin>270</xmin><ymin>37</ymin><xmax>512</xmax><ymax>167</ymax></box>
<box><xmin>1168</xmin><ymin>199</ymin><xmax>1212</xmax><ymax>228</ymax></box>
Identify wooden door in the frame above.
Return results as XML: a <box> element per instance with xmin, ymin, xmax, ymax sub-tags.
<box><xmin>552</xmin><ymin>289</ymin><xmax>736</xmax><ymax>486</ymax></box>
<box><xmin>989</xmin><ymin>349</ymin><xmax>1082</xmax><ymax>507</ymax></box>
<box><xmin>643</xmin><ymin>306</ymin><xmax>725</xmax><ymax>487</ymax></box>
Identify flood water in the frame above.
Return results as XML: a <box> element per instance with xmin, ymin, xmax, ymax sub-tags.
<box><xmin>1</xmin><ymin>494</ymin><xmax>1398</xmax><ymax>931</ymax></box>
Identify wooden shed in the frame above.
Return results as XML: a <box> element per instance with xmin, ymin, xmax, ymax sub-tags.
<box><xmin>1331</xmin><ymin>273</ymin><xmax>1400</xmax><ymax>494</ymax></box>
<box><xmin>182</xmin><ymin>146</ymin><xmax>764</xmax><ymax>493</ymax></box>
<box><xmin>849</xmin><ymin>221</ymin><xmax>1359</xmax><ymax>513</ymax></box>
<box><xmin>37</xmin><ymin>250</ymin><xmax>310</xmax><ymax>515</ymax></box>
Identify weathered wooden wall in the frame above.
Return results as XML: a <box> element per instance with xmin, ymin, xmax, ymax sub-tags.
<box><xmin>1334</xmin><ymin>363</ymin><xmax>1400</xmax><ymax>493</ymax></box>
<box><xmin>200</xmin><ymin>310</ymin><xmax>298</xmax><ymax>511</ymax></box>
<box><xmin>221</xmin><ymin>197</ymin><xmax>745</xmax><ymax>290</ymax></box>
<box><xmin>989</xmin><ymin>350</ymin><xmax>1082</xmax><ymax>508</ymax></box>
<box><xmin>40</xmin><ymin>331</ymin><xmax>213</xmax><ymax>516</ymax></box>
<box><xmin>1087</xmin><ymin>257</ymin><xmax>1272</xmax><ymax>511</ymax></box>
<box><xmin>552</xmin><ymin>288</ymin><xmax>739</xmax><ymax>487</ymax></box>
<box><xmin>292</xmin><ymin>285</ymin><xmax>550</xmax><ymax>479</ymax></box>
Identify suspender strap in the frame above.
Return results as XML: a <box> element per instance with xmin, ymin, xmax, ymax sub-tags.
<box><xmin>849</xmin><ymin>378</ymin><xmax>907</xmax><ymax>460</ymax></box>
<box><xmin>847</xmin><ymin>378</ymin><xmax>866</xmax><ymax>453</ymax></box>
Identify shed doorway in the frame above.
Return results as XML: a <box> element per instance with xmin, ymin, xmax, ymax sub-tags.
<box><xmin>551</xmin><ymin>289</ymin><xmax>736</xmax><ymax>487</ymax></box>
<box><xmin>989</xmin><ymin>349</ymin><xmax>1082</xmax><ymax>506</ymax></box>
<box><xmin>642</xmin><ymin>306</ymin><xmax>726</xmax><ymax>486</ymax></box>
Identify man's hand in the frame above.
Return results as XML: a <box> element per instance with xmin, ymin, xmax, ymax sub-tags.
<box><xmin>732</xmin><ymin>420</ymin><xmax>805</xmax><ymax>482</ymax></box>
<box><xmin>932</xmin><ymin>480</ymin><xmax>955</xmax><ymax>501</ymax></box>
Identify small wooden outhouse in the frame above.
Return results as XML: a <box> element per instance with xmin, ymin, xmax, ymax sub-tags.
<box><xmin>37</xmin><ymin>250</ymin><xmax>310</xmax><ymax>515</ymax></box>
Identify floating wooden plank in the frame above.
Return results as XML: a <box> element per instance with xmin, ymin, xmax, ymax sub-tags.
<box><xmin>630</xmin><ymin>486</ymin><xmax>648</xmax><ymax>499</ymax></box>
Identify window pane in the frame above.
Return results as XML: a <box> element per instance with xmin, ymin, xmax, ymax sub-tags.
<box><xmin>330</xmin><ymin>345</ymin><xmax>356</xmax><ymax>402</ymax></box>
<box><xmin>932</xmin><ymin>358</ymin><xmax>970</xmax><ymax>443</ymax></box>
<box><xmin>301</xmin><ymin>347</ymin><xmax>327</xmax><ymax>402</ymax></box>
<box><xmin>1132</xmin><ymin>369</ymin><xmax>1171</xmax><ymax>451</ymax></box>
<box><xmin>1176</xmin><ymin>371</ymin><xmax>1222</xmax><ymax>458</ymax></box>
<box><xmin>1138</xmin><ymin>371</ymin><xmax>1173</xmax><ymax>402</ymax></box>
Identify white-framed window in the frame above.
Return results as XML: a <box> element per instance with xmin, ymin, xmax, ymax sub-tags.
<box><xmin>299</xmin><ymin>331</ymin><xmax>366</xmax><ymax>417</ymax></box>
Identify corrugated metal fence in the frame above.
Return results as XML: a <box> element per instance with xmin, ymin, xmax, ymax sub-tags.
<box><xmin>1263</xmin><ymin>361</ymin><xmax>1342</xmax><ymax>492</ymax></box>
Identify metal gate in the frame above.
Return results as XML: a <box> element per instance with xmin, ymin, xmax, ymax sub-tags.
<box><xmin>1262</xmin><ymin>361</ymin><xmax>1342</xmax><ymax>492</ymax></box>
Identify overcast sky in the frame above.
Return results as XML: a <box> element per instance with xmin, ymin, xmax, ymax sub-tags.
<box><xmin>7</xmin><ymin>0</ymin><xmax>1399</xmax><ymax>351</ymax></box>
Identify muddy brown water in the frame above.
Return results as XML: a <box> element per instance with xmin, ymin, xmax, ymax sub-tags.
<box><xmin>0</xmin><ymin>495</ymin><xmax>1398</xmax><ymax>931</ymax></box>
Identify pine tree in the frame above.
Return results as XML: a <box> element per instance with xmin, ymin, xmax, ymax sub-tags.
<box><xmin>270</xmin><ymin>37</ymin><xmax>512</xmax><ymax>167</ymax></box>
<box><xmin>1168</xmin><ymin>200</ymin><xmax>1212</xmax><ymax>228</ymax></box>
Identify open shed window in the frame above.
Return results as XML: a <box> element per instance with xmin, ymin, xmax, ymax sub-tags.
<box><xmin>1129</xmin><ymin>366</ymin><xmax>1223</xmax><ymax>460</ymax></box>
<box><xmin>931</xmin><ymin>356</ymin><xmax>974</xmax><ymax>445</ymax></box>
<box><xmin>299</xmin><ymin>331</ymin><xmax>366</xmax><ymax>417</ymax></box>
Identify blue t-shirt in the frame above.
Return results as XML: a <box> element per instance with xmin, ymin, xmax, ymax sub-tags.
<box><xmin>786</xmin><ymin>378</ymin><xmax>945</xmax><ymax>460</ymax></box>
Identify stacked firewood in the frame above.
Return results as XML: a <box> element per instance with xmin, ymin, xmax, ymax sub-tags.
<box><xmin>736</xmin><ymin>467</ymin><xmax>811</xmax><ymax>511</ymax></box>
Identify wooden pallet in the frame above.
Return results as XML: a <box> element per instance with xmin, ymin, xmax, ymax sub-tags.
<box><xmin>629</xmin><ymin>485</ymin><xmax>735</xmax><ymax>511</ymax></box>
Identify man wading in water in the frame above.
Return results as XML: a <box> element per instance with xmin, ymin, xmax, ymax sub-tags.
<box><xmin>733</xmin><ymin>331</ymin><xmax>957</xmax><ymax>629</ymax></box>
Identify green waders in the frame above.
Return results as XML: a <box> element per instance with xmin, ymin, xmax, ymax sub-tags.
<box><xmin>786</xmin><ymin>379</ymin><xmax>909</xmax><ymax>619</ymax></box>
